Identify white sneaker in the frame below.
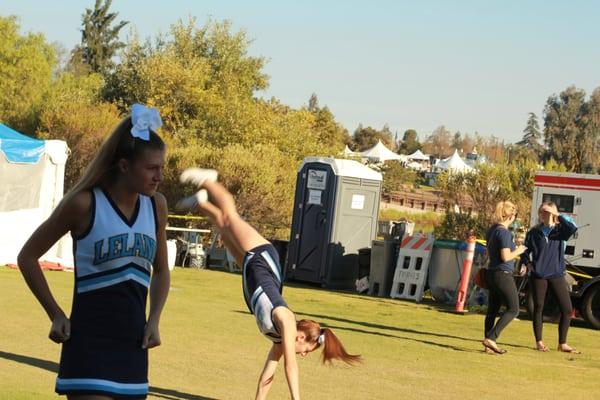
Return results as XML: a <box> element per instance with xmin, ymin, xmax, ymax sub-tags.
<box><xmin>175</xmin><ymin>189</ymin><xmax>208</xmax><ymax>212</ymax></box>
<box><xmin>180</xmin><ymin>168</ymin><xmax>218</xmax><ymax>187</ymax></box>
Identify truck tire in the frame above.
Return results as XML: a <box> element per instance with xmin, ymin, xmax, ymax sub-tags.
<box><xmin>581</xmin><ymin>284</ymin><xmax>600</xmax><ymax>330</ymax></box>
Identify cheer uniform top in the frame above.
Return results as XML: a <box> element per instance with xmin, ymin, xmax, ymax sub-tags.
<box><xmin>55</xmin><ymin>188</ymin><xmax>157</xmax><ymax>399</ymax></box>
<box><xmin>242</xmin><ymin>243</ymin><xmax>288</xmax><ymax>343</ymax></box>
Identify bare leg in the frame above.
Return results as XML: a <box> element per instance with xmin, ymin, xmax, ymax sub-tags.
<box><xmin>195</xmin><ymin>200</ymin><xmax>245</xmax><ymax>264</ymax></box>
<box><xmin>186</xmin><ymin>181</ymin><xmax>269</xmax><ymax>264</ymax></box>
<box><xmin>201</xmin><ymin>181</ymin><xmax>270</xmax><ymax>255</ymax></box>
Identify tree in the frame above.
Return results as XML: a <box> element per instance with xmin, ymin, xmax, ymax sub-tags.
<box><xmin>74</xmin><ymin>0</ymin><xmax>128</xmax><ymax>75</ymax></box>
<box><xmin>516</xmin><ymin>112</ymin><xmax>543</xmax><ymax>161</ymax></box>
<box><xmin>582</xmin><ymin>88</ymin><xmax>600</xmax><ymax>172</ymax></box>
<box><xmin>381</xmin><ymin>160</ymin><xmax>418</xmax><ymax>193</ymax></box>
<box><xmin>422</xmin><ymin>125</ymin><xmax>452</xmax><ymax>158</ymax></box>
<box><xmin>308</xmin><ymin>93</ymin><xmax>319</xmax><ymax>112</ymax></box>
<box><xmin>544</xmin><ymin>86</ymin><xmax>590</xmax><ymax>172</ymax></box>
<box><xmin>0</xmin><ymin>16</ymin><xmax>56</xmax><ymax>134</ymax></box>
<box><xmin>352</xmin><ymin>124</ymin><xmax>395</xmax><ymax>151</ymax></box>
<box><xmin>398</xmin><ymin>129</ymin><xmax>421</xmax><ymax>154</ymax></box>
<box><xmin>434</xmin><ymin>160</ymin><xmax>538</xmax><ymax>239</ymax></box>
<box><xmin>306</xmin><ymin>93</ymin><xmax>351</xmax><ymax>150</ymax></box>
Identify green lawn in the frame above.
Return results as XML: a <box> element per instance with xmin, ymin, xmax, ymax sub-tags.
<box><xmin>1</xmin><ymin>266</ymin><xmax>599</xmax><ymax>399</ymax></box>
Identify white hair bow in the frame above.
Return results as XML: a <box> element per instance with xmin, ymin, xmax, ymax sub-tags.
<box><xmin>131</xmin><ymin>103</ymin><xmax>162</xmax><ymax>141</ymax></box>
<box><xmin>318</xmin><ymin>332</ymin><xmax>325</xmax><ymax>345</ymax></box>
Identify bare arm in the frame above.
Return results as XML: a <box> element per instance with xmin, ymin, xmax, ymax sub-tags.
<box><xmin>255</xmin><ymin>344</ymin><xmax>283</xmax><ymax>400</ymax></box>
<box><xmin>17</xmin><ymin>192</ymin><xmax>91</xmax><ymax>342</ymax></box>
<box><xmin>143</xmin><ymin>193</ymin><xmax>171</xmax><ymax>349</ymax></box>
<box><xmin>500</xmin><ymin>245</ymin><xmax>526</xmax><ymax>263</ymax></box>
<box><xmin>273</xmin><ymin>306</ymin><xmax>300</xmax><ymax>400</ymax></box>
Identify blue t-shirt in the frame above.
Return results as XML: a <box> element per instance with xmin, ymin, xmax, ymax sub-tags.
<box><xmin>486</xmin><ymin>224</ymin><xmax>516</xmax><ymax>272</ymax></box>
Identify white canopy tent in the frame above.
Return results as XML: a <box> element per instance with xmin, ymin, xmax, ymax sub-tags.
<box><xmin>341</xmin><ymin>145</ymin><xmax>358</xmax><ymax>156</ymax></box>
<box><xmin>407</xmin><ymin>149</ymin><xmax>429</xmax><ymax>161</ymax></box>
<box><xmin>360</xmin><ymin>140</ymin><xmax>405</xmax><ymax>163</ymax></box>
<box><xmin>0</xmin><ymin>123</ymin><xmax>72</xmax><ymax>266</ymax></box>
<box><xmin>434</xmin><ymin>149</ymin><xmax>474</xmax><ymax>173</ymax></box>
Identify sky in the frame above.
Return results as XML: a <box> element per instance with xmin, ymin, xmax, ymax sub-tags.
<box><xmin>2</xmin><ymin>0</ymin><xmax>600</xmax><ymax>143</ymax></box>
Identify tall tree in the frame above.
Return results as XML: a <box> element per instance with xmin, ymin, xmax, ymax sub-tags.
<box><xmin>516</xmin><ymin>112</ymin><xmax>543</xmax><ymax>161</ymax></box>
<box><xmin>306</xmin><ymin>94</ymin><xmax>350</xmax><ymax>149</ymax></box>
<box><xmin>398</xmin><ymin>129</ymin><xmax>421</xmax><ymax>154</ymax></box>
<box><xmin>308</xmin><ymin>93</ymin><xmax>319</xmax><ymax>112</ymax></box>
<box><xmin>422</xmin><ymin>125</ymin><xmax>452</xmax><ymax>158</ymax></box>
<box><xmin>582</xmin><ymin>88</ymin><xmax>600</xmax><ymax>172</ymax></box>
<box><xmin>544</xmin><ymin>86</ymin><xmax>590</xmax><ymax>172</ymax></box>
<box><xmin>75</xmin><ymin>0</ymin><xmax>128</xmax><ymax>74</ymax></box>
<box><xmin>352</xmin><ymin>124</ymin><xmax>395</xmax><ymax>151</ymax></box>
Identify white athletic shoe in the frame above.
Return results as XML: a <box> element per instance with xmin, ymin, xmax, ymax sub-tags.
<box><xmin>180</xmin><ymin>168</ymin><xmax>218</xmax><ymax>187</ymax></box>
<box><xmin>175</xmin><ymin>189</ymin><xmax>208</xmax><ymax>212</ymax></box>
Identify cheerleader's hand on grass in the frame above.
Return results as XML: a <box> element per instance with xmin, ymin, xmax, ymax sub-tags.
<box><xmin>49</xmin><ymin>313</ymin><xmax>70</xmax><ymax>343</ymax></box>
<box><xmin>142</xmin><ymin>319</ymin><xmax>161</xmax><ymax>349</ymax></box>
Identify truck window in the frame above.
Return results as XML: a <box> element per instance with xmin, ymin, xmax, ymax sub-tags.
<box><xmin>541</xmin><ymin>193</ymin><xmax>575</xmax><ymax>213</ymax></box>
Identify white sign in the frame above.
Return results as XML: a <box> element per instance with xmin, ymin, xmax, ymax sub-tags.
<box><xmin>307</xmin><ymin>169</ymin><xmax>327</xmax><ymax>190</ymax></box>
<box><xmin>307</xmin><ymin>190</ymin><xmax>322</xmax><ymax>205</ymax></box>
<box><xmin>351</xmin><ymin>194</ymin><xmax>365</xmax><ymax>210</ymax></box>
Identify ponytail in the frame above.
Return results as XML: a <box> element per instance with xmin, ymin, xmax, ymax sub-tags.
<box><xmin>320</xmin><ymin>328</ymin><xmax>362</xmax><ymax>365</ymax></box>
<box><xmin>296</xmin><ymin>319</ymin><xmax>362</xmax><ymax>365</ymax></box>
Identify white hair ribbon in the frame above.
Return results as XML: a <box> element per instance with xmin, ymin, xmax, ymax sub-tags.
<box><xmin>131</xmin><ymin>103</ymin><xmax>162</xmax><ymax>141</ymax></box>
<box><xmin>318</xmin><ymin>332</ymin><xmax>325</xmax><ymax>345</ymax></box>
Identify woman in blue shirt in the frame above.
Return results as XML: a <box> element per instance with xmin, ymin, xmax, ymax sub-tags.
<box><xmin>521</xmin><ymin>202</ymin><xmax>579</xmax><ymax>353</ymax></box>
<box><xmin>483</xmin><ymin>201</ymin><xmax>527</xmax><ymax>354</ymax></box>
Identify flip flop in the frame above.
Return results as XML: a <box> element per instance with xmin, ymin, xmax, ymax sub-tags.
<box><xmin>535</xmin><ymin>344</ymin><xmax>549</xmax><ymax>352</ymax></box>
<box><xmin>557</xmin><ymin>346</ymin><xmax>581</xmax><ymax>354</ymax></box>
<box><xmin>482</xmin><ymin>340</ymin><xmax>507</xmax><ymax>354</ymax></box>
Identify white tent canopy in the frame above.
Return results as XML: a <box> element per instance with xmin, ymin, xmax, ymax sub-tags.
<box><xmin>435</xmin><ymin>149</ymin><xmax>473</xmax><ymax>173</ymax></box>
<box><xmin>0</xmin><ymin>123</ymin><xmax>71</xmax><ymax>266</ymax></box>
<box><xmin>407</xmin><ymin>149</ymin><xmax>429</xmax><ymax>161</ymax></box>
<box><xmin>360</xmin><ymin>140</ymin><xmax>404</xmax><ymax>163</ymax></box>
<box><xmin>341</xmin><ymin>145</ymin><xmax>358</xmax><ymax>156</ymax></box>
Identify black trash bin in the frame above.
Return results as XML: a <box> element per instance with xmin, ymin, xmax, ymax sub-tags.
<box><xmin>357</xmin><ymin>247</ymin><xmax>372</xmax><ymax>279</ymax></box>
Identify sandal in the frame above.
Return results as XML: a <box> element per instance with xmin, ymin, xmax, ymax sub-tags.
<box><xmin>557</xmin><ymin>345</ymin><xmax>581</xmax><ymax>354</ymax></box>
<box><xmin>482</xmin><ymin>339</ymin><xmax>507</xmax><ymax>354</ymax></box>
<box><xmin>535</xmin><ymin>344</ymin><xmax>549</xmax><ymax>352</ymax></box>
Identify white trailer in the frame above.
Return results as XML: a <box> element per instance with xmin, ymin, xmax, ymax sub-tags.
<box><xmin>530</xmin><ymin>171</ymin><xmax>600</xmax><ymax>328</ymax></box>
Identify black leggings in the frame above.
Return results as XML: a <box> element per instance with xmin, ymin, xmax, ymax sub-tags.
<box><xmin>531</xmin><ymin>276</ymin><xmax>573</xmax><ymax>344</ymax></box>
<box><xmin>485</xmin><ymin>270</ymin><xmax>520</xmax><ymax>341</ymax></box>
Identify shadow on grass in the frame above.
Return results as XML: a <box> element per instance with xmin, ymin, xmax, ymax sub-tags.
<box><xmin>326</xmin><ymin>323</ymin><xmax>481</xmax><ymax>353</ymax></box>
<box><xmin>0</xmin><ymin>351</ymin><xmax>218</xmax><ymax>400</ymax></box>
<box><xmin>295</xmin><ymin>311</ymin><xmax>531</xmax><ymax>350</ymax></box>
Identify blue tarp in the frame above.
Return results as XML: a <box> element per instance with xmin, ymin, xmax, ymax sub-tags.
<box><xmin>0</xmin><ymin>123</ymin><xmax>45</xmax><ymax>164</ymax></box>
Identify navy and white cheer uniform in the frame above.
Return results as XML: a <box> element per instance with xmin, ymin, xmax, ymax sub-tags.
<box><xmin>56</xmin><ymin>188</ymin><xmax>157</xmax><ymax>399</ymax></box>
<box><xmin>242</xmin><ymin>244</ymin><xmax>287</xmax><ymax>343</ymax></box>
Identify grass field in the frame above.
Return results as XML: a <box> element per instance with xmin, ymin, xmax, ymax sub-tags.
<box><xmin>379</xmin><ymin>209</ymin><xmax>442</xmax><ymax>233</ymax></box>
<box><xmin>1</xmin><ymin>266</ymin><xmax>599</xmax><ymax>400</ymax></box>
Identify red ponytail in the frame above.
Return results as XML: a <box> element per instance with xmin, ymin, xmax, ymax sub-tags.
<box><xmin>296</xmin><ymin>319</ymin><xmax>362</xmax><ymax>365</ymax></box>
<box><xmin>320</xmin><ymin>328</ymin><xmax>362</xmax><ymax>365</ymax></box>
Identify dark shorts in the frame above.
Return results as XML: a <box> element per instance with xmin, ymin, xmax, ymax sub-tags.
<box><xmin>242</xmin><ymin>244</ymin><xmax>287</xmax><ymax>342</ymax></box>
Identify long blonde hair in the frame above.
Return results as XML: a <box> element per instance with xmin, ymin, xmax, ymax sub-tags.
<box><xmin>492</xmin><ymin>200</ymin><xmax>517</xmax><ymax>224</ymax></box>
<box><xmin>58</xmin><ymin>116</ymin><xmax>165</xmax><ymax>210</ymax></box>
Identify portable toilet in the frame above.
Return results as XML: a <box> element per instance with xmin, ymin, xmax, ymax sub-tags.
<box><xmin>286</xmin><ymin>157</ymin><xmax>382</xmax><ymax>289</ymax></box>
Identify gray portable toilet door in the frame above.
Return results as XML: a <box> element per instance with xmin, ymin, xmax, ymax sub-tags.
<box><xmin>292</xmin><ymin>165</ymin><xmax>335</xmax><ymax>283</ymax></box>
